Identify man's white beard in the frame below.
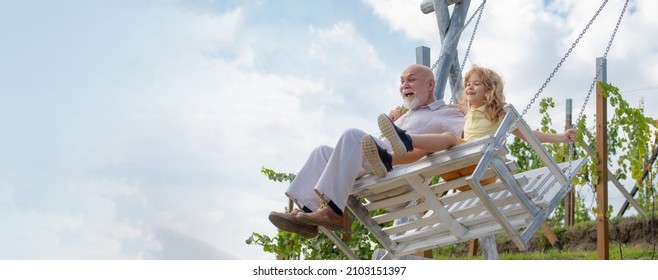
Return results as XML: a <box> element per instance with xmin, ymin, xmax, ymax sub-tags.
<box><xmin>404</xmin><ymin>97</ymin><xmax>422</xmax><ymax>110</ymax></box>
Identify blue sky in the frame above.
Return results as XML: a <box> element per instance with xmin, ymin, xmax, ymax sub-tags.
<box><xmin>0</xmin><ymin>0</ymin><xmax>656</xmax><ymax>260</ymax></box>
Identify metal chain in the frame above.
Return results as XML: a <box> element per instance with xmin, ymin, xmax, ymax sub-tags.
<box><xmin>460</xmin><ymin>1</ymin><xmax>485</xmax><ymax>73</ymax></box>
<box><xmin>494</xmin><ymin>0</ymin><xmax>611</xmax><ymax>151</ymax></box>
<box><xmin>567</xmin><ymin>0</ymin><xmax>629</xmax><ymax>175</ymax></box>
<box><xmin>449</xmin><ymin>0</ymin><xmax>487</xmax><ymax>104</ymax></box>
<box><xmin>574</xmin><ymin>0</ymin><xmax>629</xmax><ymax>127</ymax></box>
<box><xmin>429</xmin><ymin>0</ymin><xmax>487</xmax><ymax>73</ymax></box>
<box><xmin>521</xmin><ymin>0</ymin><xmax>610</xmax><ymax>119</ymax></box>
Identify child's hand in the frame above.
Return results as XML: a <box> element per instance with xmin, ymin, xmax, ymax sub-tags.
<box><xmin>564</xmin><ymin>128</ymin><xmax>577</xmax><ymax>143</ymax></box>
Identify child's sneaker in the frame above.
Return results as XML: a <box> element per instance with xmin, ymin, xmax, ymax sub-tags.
<box><xmin>378</xmin><ymin>113</ymin><xmax>413</xmax><ymax>157</ymax></box>
<box><xmin>361</xmin><ymin>135</ymin><xmax>392</xmax><ymax>178</ymax></box>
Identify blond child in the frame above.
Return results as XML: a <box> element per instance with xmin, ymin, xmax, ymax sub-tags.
<box><xmin>362</xmin><ymin>65</ymin><xmax>576</xmax><ymax>179</ymax></box>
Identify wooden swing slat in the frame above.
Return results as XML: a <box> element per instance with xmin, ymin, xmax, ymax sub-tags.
<box><xmin>373</xmin><ymin>174</ymin><xmax>530</xmax><ymax>233</ymax></box>
<box><xmin>324</xmin><ymin>104</ymin><xmax>587</xmax><ymax>260</ymax></box>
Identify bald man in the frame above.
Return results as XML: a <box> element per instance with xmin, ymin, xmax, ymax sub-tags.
<box><xmin>269</xmin><ymin>64</ymin><xmax>465</xmax><ymax>238</ymax></box>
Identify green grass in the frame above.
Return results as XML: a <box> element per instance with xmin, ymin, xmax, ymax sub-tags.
<box><xmin>431</xmin><ymin>244</ymin><xmax>656</xmax><ymax>260</ymax></box>
<box><xmin>499</xmin><ymin>245</ymin><xmax>656</xmax><ymax>260</ymax></box>
<box><xmin>429</xmin><ymin>212</ymin><xmax>658</xmax><ymax>260</ymax></box>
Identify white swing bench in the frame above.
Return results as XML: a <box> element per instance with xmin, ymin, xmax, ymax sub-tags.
<box><xmin>321</xmin><ymin>104</ymin><xmax>588</xmax><ymax>260</ymax></box>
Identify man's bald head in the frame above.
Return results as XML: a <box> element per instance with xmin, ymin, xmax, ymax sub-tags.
<box><xmin>400</xmin><ymin>64</ymin><xmax>436</xmax><ymax>109</ymax></box>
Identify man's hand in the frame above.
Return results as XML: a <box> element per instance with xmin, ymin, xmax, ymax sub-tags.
<box><xmin>388</xmin><ymin>106</ymin><xmax>404</xmax><ymax>122</ymax></box>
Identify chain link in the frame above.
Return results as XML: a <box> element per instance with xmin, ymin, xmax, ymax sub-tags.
<box><xmin>427</xmin><ymin>0</ymin><xmax>628</xmax><ymax>178</ymax></box>
<box><xmin>567</xmin><ymin>0</ymin><xmax>629</xmax><ymax>176</ymax></box>
<box><xmin>522</xmin><ymin>0</ymin><xmax>609</xmax><ymax>119</ymax></box>
<box><xmin>497</xmin><ymin>0</ymin><xmax>611</xmax><ymax>149</ymax></box>
<box><xmin>429</xmin><ymin>0</ymin><xmax>487</xmax><ymax>74</ymax></box>
<box><xmin>574</xmin><ymin>0</ymin><xmax>629</xmax><ymax>127</ymax></box>
<box><xmin>449</xmin><ymin>0</ymin><xmax>486</xmax><ymax>104</ymax></box>
<box><xmin>460</xmin><ymin>1</ymin><xmax>485</xmax><ymax>71</ymax></box>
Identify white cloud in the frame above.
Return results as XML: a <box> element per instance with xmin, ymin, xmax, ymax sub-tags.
<box><xmin>0</xmin><ymin>0</ymin><xmax>402</xmax><ymax>260</ymax></box>
<box><xmin>309</xmin><ymin>22</ymin><xmax>386</xmax><ymax>71</ymax></box>
<box><xmin>369</xmin><ymin>0</ymin><xmax>658</xmax><ymax>126</ymax></box>
<box><xmin>1</xmin><ymin>0</ymin><xmax>656</xmax><ymax>261</ymax></box>
<box><xmin>0</xmin><ymin>1</ymin><xmax>257</xmax><ymax>259</ymax></box>
<box><xmin>363</xmin><ymin>0</ymin><xmax>436</xmax><ymax>40</ymax></box>
<box><xmin>0</xmin><ymin>177</ymin><xmax>158</xmax><ymax>259</ymax></box>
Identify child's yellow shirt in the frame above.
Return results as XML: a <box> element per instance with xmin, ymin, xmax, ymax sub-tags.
<box><xmin>463</xmin><ymin>105</ymin><xmax>502</xmax><ymax>141</ymax></box>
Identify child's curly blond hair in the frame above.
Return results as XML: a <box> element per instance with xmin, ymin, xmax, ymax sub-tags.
<box><xmin>459</xmin><ymin>65</ymin><xmax>506</xmax><ymax>124</ymax></box>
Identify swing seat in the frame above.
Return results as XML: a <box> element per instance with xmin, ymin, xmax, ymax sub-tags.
<box><xmin>324</xmin><ymin>104</ymin><xmax>588</xmax><ymax>259</ymax></box>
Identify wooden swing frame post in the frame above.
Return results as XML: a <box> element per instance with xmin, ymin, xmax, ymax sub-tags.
<box><xmin>595</xmin><ymin>57</ymin><xmax>609</xmax><ymax>260</ymax></box>
<box><xmin>564</xmin><ymin>99</ymin><xmax>575</xmax><ymax>227</ymax></box>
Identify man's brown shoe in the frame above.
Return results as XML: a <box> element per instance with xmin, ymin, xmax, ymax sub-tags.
<box><xmin>268</xmin><ymin>209</ymin><xmax>318</xmax><ymax>238</ymax></box>
<box><xmin>296</xmin><ymin>205</ymin><xmax>344</xmax><ymax>231</ymax></box>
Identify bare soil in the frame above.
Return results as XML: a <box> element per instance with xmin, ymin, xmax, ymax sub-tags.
<box><xmin>496</xmin><ymin>216</ymin><xmax>658</xmax><ymax>253</ymax></box>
